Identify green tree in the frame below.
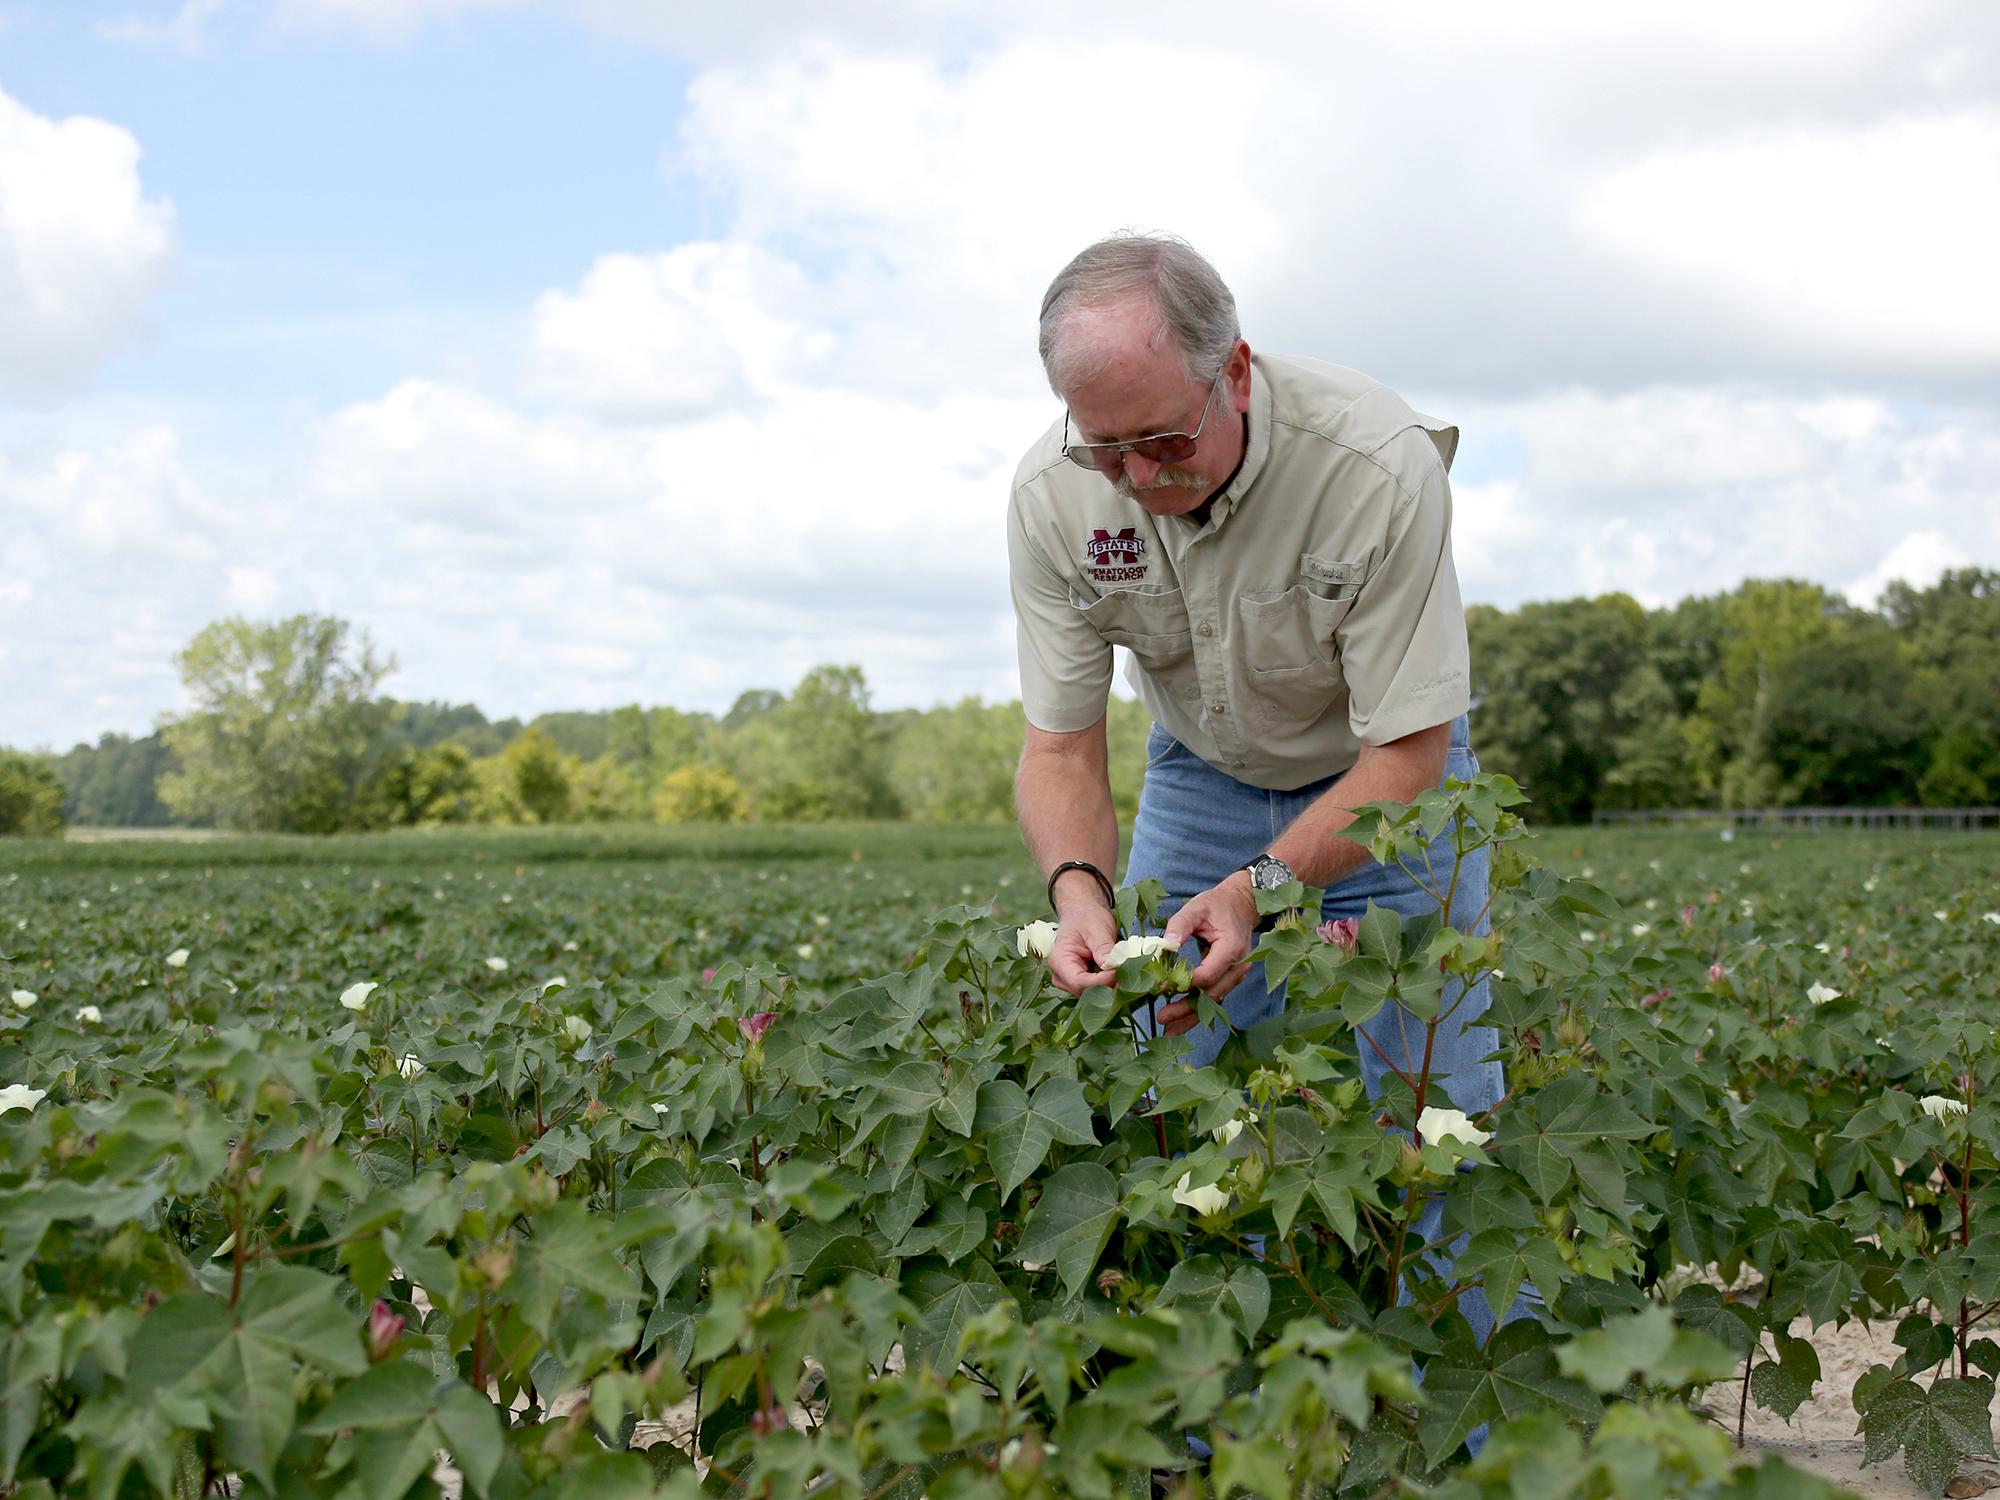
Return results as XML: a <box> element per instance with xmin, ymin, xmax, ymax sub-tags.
<box><xmin>723</xmin><ymin>666</ymin><xmax>899</xmax><ymax>821</ymax></box>
<box><xmin>1764</xmin><ymin>618</ymin><xmax>1924</xmax><ymax>804</ymax></box>
<box><xmin>889</xmin><ymin>697</ymin><xmax>1024</xmax><ymax>822</ymax></box>
<box><xmin>571</xmin><ymin>755</ymin><xmax>647</xmax><ymax>822</ymax></box>
<box><xmin>500</xmin><ymin>729</ymin><xmax>573</xmax><ymax>824</ymax></box>
<box><xmin>0</xmin><ymin>753</ymin><xmax>66</xmax><ymax>836</ymax></box>
<box><xmin>47</xmin><ymin>732</ymin><xmax>180</xmax><ymax>827</ymax></box>
<box><xmin>1684</xmin><ymin>580</ymin><xmax>1841</xmax><ymax>808</ymax></box>
<box><xmin>1883</xmin><ymin>569</ymin><xmax>2000</xmax><ymax>805</ymax></box>
<box><xmin>1466</xmin><ymin>595</ymin><xmax>1658</xmax><ymax>823</ymax></box>
<box><xmin>652</xmin><ymin>764</ymin><xmax>750</xmax><ymax>823</ymax></box>
<box><xmin>157</xmin><ymin>615</ymin><xmax>394</xmax><ymax>833</ymax></box>
<box><xmin>361</xmin><ymin>744</ymin><xmax>476</xmax><ymax>827</ymax></box>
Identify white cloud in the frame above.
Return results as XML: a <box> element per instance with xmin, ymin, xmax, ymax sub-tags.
<box><xmin>1446</xmin><ymin>388</ymin><xmax>2000</xmax><ymax>609</ymax></box>
<box><xmin>0</xmin><ymin>88</ymin><xmax>176</xmax><ymax>400</ymax></box>
<box><xmin>1576</xmin><ymin>110</ymin><xmax>2000</xmax><ymax>375</ymax></box>
<box><xmin>525</xmin><ymin>243</ymin><xmax>828</xmax><ymax>419</ymax></box>
<box><xmin>1844</xmin><ymin>531</ymin><xmax>1974</xmax><ymax>608</ymax></box>
<box><xmin>0</xmin><ymin>425</ymin><xmax>231</xmax><ymax>747</ymax></box>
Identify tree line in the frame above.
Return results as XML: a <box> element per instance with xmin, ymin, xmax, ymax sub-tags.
<box><xmin>3</xmin><ymin>569</ymin><xmax>1994</xmax><ymax>835</ymax></box>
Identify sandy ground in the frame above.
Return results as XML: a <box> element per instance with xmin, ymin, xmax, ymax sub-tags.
<box><xmin>1725</xmin><ymin>1317</ymin><xmax>1999</xmax><ymax>1499</ymax></box>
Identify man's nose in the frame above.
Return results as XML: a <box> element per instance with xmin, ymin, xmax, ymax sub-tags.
<box><xmin>1122</xmin><ymin>451</ymin><xmax>1161</xmax><ymax>486</ymax></box>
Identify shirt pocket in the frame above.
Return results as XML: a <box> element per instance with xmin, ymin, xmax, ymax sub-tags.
<box><xmin>1073</xmin><ymin>587</ymin><xmax>1196</xmax><ymax>681</ymax></box>
<box><xmin>1239</xmin><ymin>556</ymin><xmax>1364</xmax><ymax>675</ymax></box>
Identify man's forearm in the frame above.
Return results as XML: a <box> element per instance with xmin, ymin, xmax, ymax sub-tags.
<box><xmin>1016</xmin><ymin>727</ymin><xmax>1120</xmax><ymax>914</ymax></box>
<box><xmin>1264</xmin><ymin>723</ymin><xmax>1450</xmax><ymax>889</ymax></box>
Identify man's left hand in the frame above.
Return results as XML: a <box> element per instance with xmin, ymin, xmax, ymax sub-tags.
<box><xmin>1153</xmin><ymin>871</ymin><xmax>1260</xmax><ymax>1034</ymax></box>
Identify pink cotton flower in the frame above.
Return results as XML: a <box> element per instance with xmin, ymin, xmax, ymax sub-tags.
<box><xmin>367</xmin><ymin>1300</ymin><xmax>406</xmax><ymax>1363</ymax></box>
<box><xmin>1681</xmin><ymin>905</ymin><xmax>1696</xmax><ymax>928</ymax></box>
<box><xmin>738</xmin><ymin>1012</ymin><xmax>778</xmax><ymax>1046</ymax></box>
<box><xmin>1708</xmin><ymin>962</ymin><xmax>1727</xmax><ymax>984</ymax></box>
<box><xmin>701</xmin><ymin>967</ymin><xmax>718</xmax><ymax>984</ymax></box>
<box><xmin>1318</xmin><ymin>918</ymin><xmax>1360</xmax><ymax>951</ymax></box>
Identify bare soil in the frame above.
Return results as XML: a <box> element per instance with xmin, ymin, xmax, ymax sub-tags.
<box><xmin>1726</xmin><ymin>1317</ymin><xmax>2000</xmax><ymax>1498</ymax></box>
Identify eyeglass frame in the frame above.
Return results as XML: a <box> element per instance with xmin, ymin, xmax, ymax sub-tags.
<box><xmin>1060</xmin><ymin>371</ymin><xmax>1227</xmax><ymax>474</ymax></box>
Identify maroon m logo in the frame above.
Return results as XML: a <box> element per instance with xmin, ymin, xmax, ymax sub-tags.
<box><xmin>1086</xmin><ymin>528</ymin><xmax>1144</xmax><ymax>566</ymax></box>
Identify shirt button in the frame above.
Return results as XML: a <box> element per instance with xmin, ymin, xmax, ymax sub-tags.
<box><xmin>1198</xmin><ymin>622</ymin><xmax>1214</xmax><ymax>637</ymax></box>
<box><xmin>1210</xmin><ymin>702</ymin><xmax>1226</xmax><ymax>715</ymax></box>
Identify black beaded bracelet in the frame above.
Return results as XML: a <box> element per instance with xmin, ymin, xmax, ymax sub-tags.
<box><xmin>1046</xmin><ymin>859</ymin><xmax>1116</xmax><ymax>914</ymax></box>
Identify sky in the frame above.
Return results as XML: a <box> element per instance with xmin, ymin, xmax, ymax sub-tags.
<box><xmin>2</xmin><ymin>1</ymin><xmax>1996</xmax><ymax>752</ymax></box>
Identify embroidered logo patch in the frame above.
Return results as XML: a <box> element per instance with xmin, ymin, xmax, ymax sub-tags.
<box><xmin>1301</xmin><ymin>553</ymin><xmax>1364</xmax><ymax>588</ymax></box>
<box><xmin>1085</xmin><ymin>527</ymin><xmax>1148</xmax><ymax>583</ymax></box>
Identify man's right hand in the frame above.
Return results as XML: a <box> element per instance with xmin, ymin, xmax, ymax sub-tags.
<box><xmin>1048</xmin><ymin>898</ymin><xmax>1120</xmax><ymax>995</ymax></box>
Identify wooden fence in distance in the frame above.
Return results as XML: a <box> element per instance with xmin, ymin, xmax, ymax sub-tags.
<box><xmin>1591</xmin><ymin>807</ymin><xmax>2000</xmax><ymax>831</ymax></box>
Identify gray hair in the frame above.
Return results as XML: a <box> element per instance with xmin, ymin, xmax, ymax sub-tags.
<box><xmin>1038</xmin><ymin>234</ymin><xmax>1240</xmax><ymax>396</ymax></box>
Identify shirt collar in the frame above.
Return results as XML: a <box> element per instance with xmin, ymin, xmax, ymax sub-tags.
<box><xmin>1198</xmin><ymin>357</ymin><xmax>1274</xmax><ymax>528</ymax></box>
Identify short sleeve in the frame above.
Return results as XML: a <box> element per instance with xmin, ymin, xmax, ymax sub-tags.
<box><xmin>1335</xmin><ymin>457</ymin><xmax>1472</xmax><ymax>745</ymax></box>
<box><xmin>1007</xmin><ymin>494</ymin><xmax>1115</xmax><ymax>733</ymax></box>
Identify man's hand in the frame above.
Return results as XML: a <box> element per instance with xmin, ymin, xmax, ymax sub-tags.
<box><xmin>1152</xmin><ymin>871</ymin><xmax>1260</xmax><ymax>1035</ymax></box>
<box><xmin>1047</xmin><ymin>898</ymin><xmax>1120</xmax><ymax>995</ymax></box>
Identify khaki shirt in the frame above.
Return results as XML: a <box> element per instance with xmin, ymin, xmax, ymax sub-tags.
<box><xmin>1007</xmin><ymin>353</ymin><xmax>1470</xmax><ymax>791</ymax></box>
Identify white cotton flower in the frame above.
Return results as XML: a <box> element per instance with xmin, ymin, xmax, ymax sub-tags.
<box><xmin>397</xmin><ymin>1054</ymin><xmax>424</xmax><ymax>1081</ymax></box>
<box><xmin>813</xmin><ymin>913</ymin><xmax>830</xmax><ymax>928</ymax></box>
<box><xmin>1017</xmin><ymin>921</ymin><xmax>1058</xmax><ymax>959</ymax></box>
<box><xmin>484</xmin><ymin>956</ymin><xmax>509</xmax><ymax>972</ymax></box>
<box><xmin>562</xmin><ymin>1014</ymin><xmax>592</xmax><ymax>1044</ymax></box>
<box><xmin>1171</xmin><ymin>1174</ymin><xmax>1230</xmax><ymax>1216</ymax></box>
<box><xmin>541</xmin><ymin>976</ymin><xmax>567</xmax><ymax>993</ymax></box>
<box><xmin>795</xmin><ymin>944</ymin><xmax>814</xmax><ymax>961</ymax></box>
<box><xmin>339</xmin><ymin>981</ymin><xmax>378</xmax><ymax>1012</ymax></box>
<box><xmin>1863</xmin><ymin>878</ymin><xmax>1879</xmax><ymax>893</ymax></box>
<box><xmin>1807</xmin><ymin>983</ymin><xmax>1841</xmax><ymax>1006</ymax></box>
<box><xmin>650</xmin><ymin>1102</ymin><xmax>669</xmax><ymax>1115</ymax></box>
<box><xmin>75</xmin><ymin>1006</ymin><xmax>101</xmax><ymax>1025</ymax></box>
<box><xmin>0</xmin><ymin>1084</ymin><xmax>47</xmax><ymax>1115</ymax></box>
<box><xmin>1985</xmin><ymin>913</ymin><xmax>2000</xmax><ymax>926</ymax></box>
<box><xmin>1213</xmin><ymin>1118</ymin><xmax>1245</xmax><ymax>1146</ymax></box>
<box><xmin>1920</xmin><ymin>1095</ymin><xmax>1969</xmax><ymax>1120</ymax></box>
<box><xmin>1718</xmin><ymin>828</ymin><xmax>1735</xmax><ymax>842</ymax></box>
<box><xmin>1630</xmin><ymin>923</ymin><xmax>1650</xmax><ymax>938</ymax></box>
<box><xmin>1934</xmin><ymin>911</ymin><xmax>1950</xmax><ymax>922</ymax></box>
<box><xmin>1417</xmin><ymin>1105</ymin><xmax>1493</xmax><ymax>1153</ymax></box>
<box><xmin>9</xmin><ymin>990</ymin><xmax>35</xmax><ymax>1010</ymax></box>
<box><xmin>165</xmin><ymin>949</ymin><xmax>189</xmax><ymax>968</ymax></box>
<box><xmin>1106</xmin><ymin>934</ymin><xmax>1174</xmax><ymax>967</ymax></box>
<box><xmin>562</xmin><ymin>940</ymin><xmax>580</xmax><ymax>951</ymax></box>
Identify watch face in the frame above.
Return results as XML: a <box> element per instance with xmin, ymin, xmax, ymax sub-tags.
<box><xmin>1253</xmin><ymin>857</ymin><xmax>1294</xmax><ymax>890</ymax></box>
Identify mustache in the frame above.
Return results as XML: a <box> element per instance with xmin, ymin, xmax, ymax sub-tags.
<box><xmin>1112</xmin><ymin>466</ymin><xmax>1209</xmax><ymax>500</ymax></box>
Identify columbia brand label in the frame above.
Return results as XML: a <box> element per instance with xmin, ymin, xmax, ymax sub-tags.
<box><xmin>1085</xmin><ymin>527</ymin><xmax>1148</xmax><ymax>582</ymax></box>
<box><xmin>1301</xmin><ymin>554</ymin><xmax>1364</xmax><ymax>587</ymax></box>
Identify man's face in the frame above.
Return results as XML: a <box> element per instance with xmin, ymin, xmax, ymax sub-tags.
<box><xmin>1059</xmin><ymin>302</ymin><xmax>1249</xmax><ymax>517</ymax></box>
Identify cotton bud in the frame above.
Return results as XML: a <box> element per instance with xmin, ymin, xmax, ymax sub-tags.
<box><xmin>366</xmin><ymin>1300</ymin><xmax>406</xmax><ymax>1362</ymax></box>
<box><xmin>1318</xmin><ymin>917</ymin><xmax>1360</xmax><ymax>951</ymax></box>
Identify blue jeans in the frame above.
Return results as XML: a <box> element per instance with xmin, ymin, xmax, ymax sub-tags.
<box><xmin>1125</xmin><ymin>715</ymin><xmax>1533</xmax><ymax>1373</ymax></box>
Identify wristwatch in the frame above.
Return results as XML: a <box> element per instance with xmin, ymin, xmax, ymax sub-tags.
<box><xmin>1240</xmin><ymin>854</ymin><xmax>1296</xmax><ymax>892</ymax></box>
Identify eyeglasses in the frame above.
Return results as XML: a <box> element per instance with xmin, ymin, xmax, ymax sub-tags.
<box><xmin>1061</xmin><ymin>373</ymin><xmax>1224</xmax><ymax>474</ymax></box>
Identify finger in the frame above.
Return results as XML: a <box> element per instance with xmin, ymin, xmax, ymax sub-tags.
<box><xmin>1050</xmin><ymin>951</ymin><xmax>1114</xmax><ymax>996</ymax></box>
<box><xmin>1153</xmin><ymin>998</ymin><xmax>1194</xmax><ymax>1031</ymax></box>
<box><xmin>1204</xmin><ymin>961</ymin><xmax>1252</xmax><ymax>1002</ymax></box>
<box><xmin>1189</xmin><ymin>938</ymin><xmax>1247</xmax><ymax>990</ymax></box>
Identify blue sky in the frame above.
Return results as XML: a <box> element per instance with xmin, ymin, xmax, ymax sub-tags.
<box><xmin>2</xmin><ymin>1</ymin><xmax>1996</xmax><ymax>750</ymax></box>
